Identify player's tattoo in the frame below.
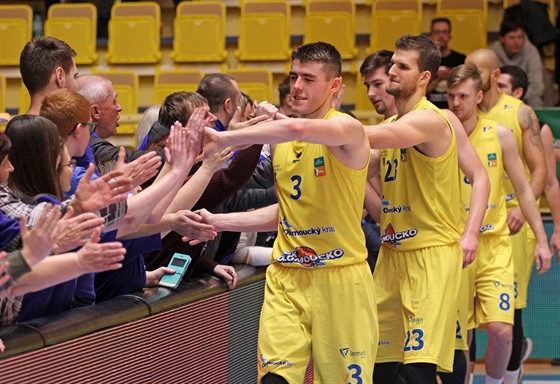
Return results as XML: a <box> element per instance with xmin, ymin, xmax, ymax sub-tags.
<box><xmin>520</xmin><ymin>105</ymin><xmax>543</xmax><ymax>151</ymax></box>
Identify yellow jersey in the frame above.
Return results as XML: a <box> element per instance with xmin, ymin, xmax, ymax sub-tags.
<box><xmin>272</xmin><ymin>108</ymin><xmax>369</xmax><ymax>268</ymax></box>
<box><xmin>379</xmin><ymin>97</ymin><xmax>462</xmax><ymax>251</ymax></box>
<box><xmin>460</xmin><ymin>118</ymin><xmax>508</xmax><ymax>236</ymax></box>
<box><xmin>477</xmin><ymin>93</ymin><xmax>527</xmax><ymax>210</ymax></box>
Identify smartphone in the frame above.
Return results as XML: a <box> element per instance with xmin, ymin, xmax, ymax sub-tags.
<box><xmin>159</xmin><ymin>253</ymin><xmax>192</xmax><ymax>289</ymax></box>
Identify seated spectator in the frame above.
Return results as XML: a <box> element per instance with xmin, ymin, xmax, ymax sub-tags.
<box><xmin>491</xmin><ymin>17</ymin><xmax>545</xmax><ymax>107</ymax></box>
<box><xmin>135</xmin><ymin>105</ymin><xmax>161</xmax><ymax>150</ymax></box>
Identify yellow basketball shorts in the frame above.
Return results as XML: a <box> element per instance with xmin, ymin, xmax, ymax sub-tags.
<box><xmin>510</xmin><ymin>223</ymin><xmax>536</xmax><ymax>309</ymax></box>
<box><xmin>373</xmin><ymin>243</ymin><xmax>462</xmax><ymax>373</ymax></box>
<box><xmin>455</xmin><ymin>264</ymin><xmax>473</xmax><ymax>351</ymax></box>
<box><xmin>257</xmin><ymin>261</ymin><xmax>378</xmax><ymax>384</ymax></box>
<box><xmin>470</xmin><ymin>235</ymin><xmax>515</xmax><ymax>327</ymax></box>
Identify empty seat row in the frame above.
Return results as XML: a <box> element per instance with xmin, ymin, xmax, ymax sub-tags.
<box><xmin>0</xmin><ymin>0</ymin><xmax>491</xmax><ymax>67</ymax></box>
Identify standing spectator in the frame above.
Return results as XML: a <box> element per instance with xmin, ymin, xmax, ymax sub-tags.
<box><xmin>426</xmin><ymin>18</ymin><xmax>466</xmax><ymax>109</ymax></box>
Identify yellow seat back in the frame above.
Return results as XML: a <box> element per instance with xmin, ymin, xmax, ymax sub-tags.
<box><xmin>304</xmin><ymin>0</ymin><xmax>356</xmax><ymax>60</ymax></box>
<box><xmin>44</xmin><ymin>3</ymin><xmax>97</xmax><ymax>65</ymax></box>
<box><xmin>106</xmin><ymin>2</ymin><xmax>161</xmax><ymax>64</ymax></box>
<box><xmin>227</xmin><ymin>68</ymin><xmax>273</xmax><ymax>103</ymax></box>
<box><xmin>0</xmin><ymin>5</ymin><xmax>32</xmax><ymax>66</ymax></box>
<box><xmin>171</xmin><ymin>1</ymin><xmax>226</xmax><ymax>63</ymax></box>
<box><xmin>153</xmin><ymin>69</ymin><xmax>204</xmax><ymax>104</ymax></box>
<box><xmin>437</xmin><ymin>0</ymin><xmax>487</xmax><ymax>55</ymax></box>
<box><xmin>237</xmin><ymin>0</ymin><xmax>291</xmax><ymax>62</ymax></box>
<box><xmin>0</xmin><ymin>72</ymin><xmax>5</xmax><ymax>113</ymax></box>
<box><xmin>370</xmin><ymin>0</ymin><xmax>422</xmax><ymax>52</ymax></box>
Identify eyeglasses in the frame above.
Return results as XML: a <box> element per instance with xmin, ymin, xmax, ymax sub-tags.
<box><xmin>62</xmin><ymin>158</ymin><xmax>77</xmax><ymax>171</ymax></box>
<box><xmin>68</xmin><ymin>121</ymin><xmax>98</xmax><ymax>136</ymax></box>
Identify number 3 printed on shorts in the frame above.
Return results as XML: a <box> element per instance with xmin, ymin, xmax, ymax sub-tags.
<box><xmin>347</xmin><ymin>364</ymin><xmax>363</xmax><ymax>384</ymax></box>
<box><xmin>290</xmin><ymin>175</ymin><xmax>302</xmax><ymax>200</ymax></box>
<box><xmin>404</xmin><ymin>328</ymin><xmax>425</xmax><ymax>351</ymax></box>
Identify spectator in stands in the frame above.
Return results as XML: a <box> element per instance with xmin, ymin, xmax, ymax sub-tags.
<box><xmin>76</xmin><ymin>75</ymin><xmax>166</xmax><ymax>171</ymax></box>
<box><xmin>3</xmin><ymin>115</ymin><xmax>127</xmax><ymax>322</ymax></box>
<box><xmin>498</xmin><ymin>65</ymin><xmax>560</xmax><ymax>259</ymax></box>
<box><xmin>19</xmin><ymin>36</ymin><xmax>78</xmax><ymax>115</ymax></box>
<box><xmin>277</xmin><ymin>76</ymin><xmax>295</xmax><ymax>117</ymax></box>
<box><xmin>196</xmin><ymin>73</ymin><xmax>242</xmax><ymax>132</ymax></box>
<box><xmin>427</xmin><ymin>17</ymin><xmax>466</xmax><ymax>109</ymax></box>
<box><xmin>491</xmin><ymin>17</ymin><xmax>545</xmax><ymax>107</ymax></box>
<box><xmin>135</xmin><ymin>105</ymin><xmax>161</xmax><ymax>149</ymax></box>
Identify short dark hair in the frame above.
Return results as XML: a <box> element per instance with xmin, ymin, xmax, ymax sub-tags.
<box><xmin>360</xmin><ymin>50</ymin><xmax>393</xmax><ymax>76</ymax></box>
<box><xmin>196</xmin><ymin>73</ymin><xmax>237</xmax><ymax>113</ymax></box>
<box><xmin>291</xmin><ymin>41</ymin><xmax>342</xmax><ymax>78</ymax></box>
<box><xmin>430</xmin><ymin>18</ymin><xmax>451</xmax><ymax>31</ymax></box>
<box><xmin>19</xmin><ymin>36</ymin><xmax>76</xmax><ymax>96</ymax></box>
<box><xmin>500</xmin><ymin>65</ymin><xmax>528</xmax><ymax>98</ymax></box>
<box><xmin>278</xmin><ymin>76</ymin><xmax>291</xmax><ymax>106</ymax></box>
<box><xmin>395</xmin><ymin>34</ymin><xmax>441</xmax><ymax>80</ymax></box>
<box><xmin>499</xmin><ymin>17</ymin><xmax>525</xmax><ymax>37</ymax></box>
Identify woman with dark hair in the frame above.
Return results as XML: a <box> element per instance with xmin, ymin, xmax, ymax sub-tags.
<box><xmin>3</xmin><ymin>115</ymin><xmax>126</xmax><ymax>322</ymax></box>
<box><xmin>6</xmin><ymin>115</ymin><xmax>65</xmax><ymax>202</ymax></box>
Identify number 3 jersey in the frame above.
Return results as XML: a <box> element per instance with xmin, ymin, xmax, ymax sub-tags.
<box><xmin>272</xmin><ymin>108</ymin><xmax>369</xmax><ymax>268</ymax></box>
<box><xmin>379</xmin><ymin>97</ymin><xmax>462</xmax><ymax>251</ymax></box>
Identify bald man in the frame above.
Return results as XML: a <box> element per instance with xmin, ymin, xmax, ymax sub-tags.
<box><xmin>466</xmin><ymin>48</ymin><xmax>547</xmax><ymax>384</ymax></box>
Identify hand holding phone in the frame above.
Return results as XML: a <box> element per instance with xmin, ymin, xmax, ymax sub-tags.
<box><xmin>159</xmin><ymin>253</ymin><xmax>192</xmax><ymax>289</ymax></box>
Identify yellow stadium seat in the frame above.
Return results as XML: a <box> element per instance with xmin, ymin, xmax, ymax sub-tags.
<box><xmin>0</xmin><ymin>5</ymin><xmax>32</xmax><ymax>66</ymax></box>
<box><xmin>44</xmin><ymin>3</ymin><xmax>97</xmax><ymax>65</ymax></box>
<box><xmin>370</xmin><ymin>0</ymin><xmax>422</xmax><ymax>53</ymax></box>
<box><xmin>92</xmin><ymin>70</ymin><xmax>139</xmax><ymax>135</ymax></box>
<box><xmin>304</xmin><ymin>0</ymin><xmax>357</xmax><ymax>60</ymax></box>
<box><xmin>171</xmin><ymin>1</ymin><xmax>226</xmax><ymax>63</ymax></box>
<box><xmin>153</xmin><ymin>69</ymin><xmax>204</xmax><ymax>104</ymax></box>
<box><xmin>0</xmin><ymin>72</ymin><xmax>5</xmax><ymax>113</ymax></box>
<box><xmin>106</xmin><ymin>1</ymin><xmax>161</xmax><ymax>64</ymax></box>
<box><xmin>236</xmin><ymin>0</ymin><xmax>291</xmax><ymax>62</ymax></box>
<box><xmin>437</xmin><ymin>0</ymin><xmax>487</xmax><ymax>55</ymax></box>
<box><xmin>227</xmin><ymin>68</ymin><xmax>273</xmax><ymax>103</ymax></box>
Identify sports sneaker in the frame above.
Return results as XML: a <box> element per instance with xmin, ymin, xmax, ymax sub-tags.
<box><xmin>521</xmin><ymin>337</ymin><xmax>533</xmax><ymax>363</ymax></box>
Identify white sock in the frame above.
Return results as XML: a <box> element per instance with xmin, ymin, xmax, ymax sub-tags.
<box><xmin>485</xmin><ymin>375</ymin><xmax>502</xmax><ymax>384</ymax></box>
<box><xmin>503</xmin><ymin>369</ymin><xmax>520</xmax><ymax>384</ymax></box>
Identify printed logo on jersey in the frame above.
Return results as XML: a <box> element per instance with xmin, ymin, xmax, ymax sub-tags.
<box><xmin>339</xmin><ymin>347</ymin><xmax>366</xmax><ymax>358</ymax></box>
<box><xmin>480</xmin><ymin>224</ymin><xmax>495</xmax><ymax>233</ymax></box>
<box><xmin>487</xmin><ymin>153</ymin><xmax>497</xmax><ymax>167</ymax></box>
<box><xmin>293</xmin><ymin>150</ymin><xmax>303</xmax><ymax>163</ymax></box>
<box><xmin>408</xmin><ymin>315</ymin><xmax>424</xmax><ymax>325</ymax></box>
<box><xmin>400</xmin><ymin>148</ymin><xmax>408</xmax><ymax>162</ymax></box>
<box><xmin>505</xmin><ymin>193</ymin><xmax>515</xmax><ymax>202</ymax></box>
<box><xmin>381</xmin><ymin>195</ymin><xmax>391</xmax><ymax>206</ymax></box>
<box><xmin>260</xmin><ymin>354</ymin><xmax>293</xmax><ymax>369</ymax></box>
<box><xmin>381</xmin><ymin>223</ymin><xmax>418</xmax><ymax>246</ymax></box>
<box><xmin>463</xmin><ymin>175</ymin><xmax>471</xmax><ymax>185</ymax></box>
<box><xmin>493</xmin><ymin>280</ymin><xmax>515</xmax><ymax>290</ymax></box>
<box><xmin>280</xmin><ymin>217</ymin><xmax>336</xmax><ymax>237</ymax></box>
<box><xmin>503</xmin><ymin>104</ymin><xmax>515</xmax><ymax>110</ymax></box>
<box><xmin>482</xmin><ymin>124</ymin><xmax>494</xmax><ymax>132</ymax></box>
<box><xmin>314</xmin><ymin>156</ymin><xmax>326</xmax><ymax>177</ymax></box>
<box><xmin>277</xmin><ymin>246</ymin><xmax>344</xmax><ymax>267</ymax></box>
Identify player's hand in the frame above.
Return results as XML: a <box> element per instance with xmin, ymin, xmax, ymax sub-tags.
<box><xmin>214</xmin><ymin>264</ymin><xmax>237</xmax><ymax>290</ymax></box>
<box><xmin>506</xmin><ymin>206</ymin><xmax>525</xmax><ymax>235</ymax></box>
<box><xmin>534</xmin><ymin>242</ymin><xmax>552</xmax><ymax>275</ymax></box>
